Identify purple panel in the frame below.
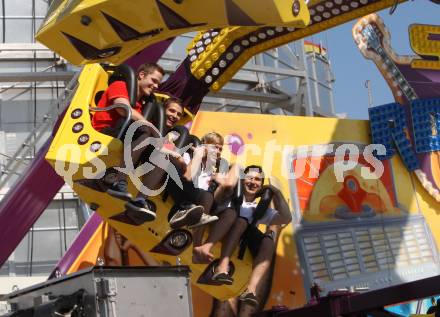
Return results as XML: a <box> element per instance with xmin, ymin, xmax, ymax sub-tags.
<box><xmin>0</xmin><ymin>138</ymin><xmax>64</xmax><ymax>267</ymax></box>
<box><xmin>428</xmin><ymin>33</ymin><xmax>440</xmax><ymax>41</ymax></box>
<box><xmin>397</xmin><ymin>64</ymin><xmax>440</xmax><ymax>99</ymax></box>
<box><xmin>48</xmin><ymin>212</ymin><xmax>103</xmax><ymax>279</ymax></box>
<box><xmin>158</xmin><ymin>58</ymin><xmax>209</xmax><ymax>113</ymax></box>
<box><xmin>125</xmin><ymin>38</ymin><xmax>175</xmax><ymax>70</ymax></box>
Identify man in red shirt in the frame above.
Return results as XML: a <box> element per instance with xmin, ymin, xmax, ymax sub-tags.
<box><xmin>92</xmin><ymin>63</ymin><xmax>202</xmax><ymax>227</ymax></box>
<box><xmin>92</xmin><ymin>63</ymin><xmax>163</xmax><ymax>131</ymax></box>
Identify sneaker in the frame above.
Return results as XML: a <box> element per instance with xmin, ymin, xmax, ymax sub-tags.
<box><xmin>107</xmin><ymin>180</ymin><xmax>132</xmax><ymax>201</ymax></box>
<box><xmin>211</xmin><ymin>272</ymin><xmax>233</xmax><ymax>285</ymax></box>
<box><xmin>188</xmin><ymin>214</ymin><xmax>219</xmax><ymax>229</ymax></box>
<box><xmin>125</xmin><ymin>198</ymin><xmax>156</xmax><ymax>224</ymax></box>
<box><xmin>169</xmin><ymin>204</ymin><xmax>204</xmax><ymax>229</ymax></box>
<box><xmin>239</xmin><ymin>291</ymin><xmax>259</xmax><ymax>307</ymax></box>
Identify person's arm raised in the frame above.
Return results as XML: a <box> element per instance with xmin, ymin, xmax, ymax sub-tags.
<box><xmin>182</xmin><ymin>145</ymin><xmax>205</xmax><ymax>182</ymax></box>
<box><xmin>267</xmin><ymin>185</ymin><xmax>292</xmax><ymax>226</ymax></box>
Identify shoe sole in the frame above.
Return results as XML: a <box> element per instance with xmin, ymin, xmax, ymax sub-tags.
<box><xmin>212</xmin><ymin>278</ymin><xmax>233</xmax><ymax>285</ymax></box>
<box><xmin>169</xmin><ymin>206</ymin><xmax>204</xmax><ymax>229</ymax></box>
<box><xmin>239</xmin><ymin>296</ymin><xmax>259</xmax><ymax>307</ymax></box>
<box><xmin>211</xmin><ymin>272</ymin><xmax>233</xmax><ymax>285</ymax></box>
<box><xmin>107</xmin><ymin>189</ymin><xmax>133</xmax><ymax>201</ymax></box>
<box><xmin>188</xmin><ymin>215</ymin><xmax>219</xmax><ymax>229</ymax></box>
<box><xmin>125</xmin><ymin>202</ymin><xmax>156</xmax><ymax>225</ymax></box>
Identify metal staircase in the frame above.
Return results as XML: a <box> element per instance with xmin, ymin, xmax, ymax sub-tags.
<box><xmin>0</xmin><ymin>71</ymin><xmax>80</xmax><ymax>192</ymax></box>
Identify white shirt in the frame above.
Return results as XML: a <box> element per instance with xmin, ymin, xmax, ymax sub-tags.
<box><xmin>182</xmin><ymin>152</ymin><xmax>232</xmax><ymax>212</ymax></box>
<box><xmin>239</xmin><ymin>200</ymin><xmax>278</xmax><ymax>226</ymax></box>
<box><xmin>182</xmin><ymin>152</ymin><xmax>213</xmax><ymax>190</ymax></box>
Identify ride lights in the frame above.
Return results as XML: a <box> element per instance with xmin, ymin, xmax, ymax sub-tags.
<box><xmin>292</xmin><ymin>0</ymin><xmax>302</xmax><ymax>16</ymax></box>
<box><xmin>169</xmin><ymin>230</ymin><xmax>191</xmax><ymax>249</ymax></box>
<box><xmin>188</xmin><ymin>28</ymin><xmax>222</xmax><ymax>63</ymax></box>
<box><xmin>195</xmin><ymin>26</ymin><xmax>295</xmax><ymax>88</ymax></box>
<box><xmin>309</xmin><ymin>0</ymin><xmax>375</xmax><ymax>25</ymax></box>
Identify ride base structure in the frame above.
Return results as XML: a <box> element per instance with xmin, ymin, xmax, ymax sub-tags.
<box><xmin>2</xmin><ymin>266</ymin><xmax>193</xmax><ymax>317</ymax></box>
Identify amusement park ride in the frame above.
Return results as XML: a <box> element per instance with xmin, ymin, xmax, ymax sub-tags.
<box><xmin>0</xmin><ymin>0</ymin><xmax>440</xmax><ymax>316</ymax></box>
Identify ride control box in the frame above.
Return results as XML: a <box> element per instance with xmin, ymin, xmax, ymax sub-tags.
<box><xmin>0</xmin><ymin>266</ymin><xmax>193</xmax><ymax>317</ymax></box>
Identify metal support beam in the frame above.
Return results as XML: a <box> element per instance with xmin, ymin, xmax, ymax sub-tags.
<box><xmin>0</xmin><ymin>72</ymin><xmax>75</xmax><ymax>83</ymax></box>
<box><xmin>309</xmin><ymin>53</ymin><xmax>322</xmax><ymax>110</ymax></box>
<box><xmin>160</xmin><ymin>53</ymin><xmax>306</xmax><ymax>78</ymax></box>
<box><xmin>208</xmin><ymin>88</ymin><xmax>289</xmax><ymax>103</ymax></box>
<box><xmin>0</xmin><ymin>44</ymin><xmax>60</xmax><ymax>61</ymax></box>
<box><xmin>241</xmin><ymin>63</ymin><xmax>306</xmax><ymax>78</ymax></box>
<box><xmin>299</xmin><ymin>39</ymin><xmax>314</xmax><ymax>117</ymax></box>
<box><xmin>0</xmin><ymin>51</ymin><xmax>59</xmax><ymax>61</ymax></box>
<box><xmin>0</xmin><ymin>43</ymin><xmax>50</xmax><ymax>51</ymax></box>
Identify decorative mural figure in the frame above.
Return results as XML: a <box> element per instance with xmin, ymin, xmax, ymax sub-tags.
<box><xmin>104</xmin><ymin>226</ymin><xmax>162</xmax><ymax>267</ymax></box>
<box><xmin>353</xmin><ymin>14</ymin><xmax>440</xmax><ymax>203</ymax></box>
<box><xmin>293</xmin><ymin>147</ymin><xmax>403</xmax><ymax>221</ymax></box>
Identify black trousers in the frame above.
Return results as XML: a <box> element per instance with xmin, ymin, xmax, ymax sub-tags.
<box><xmin>166</xmin><ymin>166</ymin><xmax>214</xmax><ymax>215</ymax></box>
<box><xmin>100</xmin><ymin>120</ymin><xmax>159</xmax><ymax>168</ymax></box>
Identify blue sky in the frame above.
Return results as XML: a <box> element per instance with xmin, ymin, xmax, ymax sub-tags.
<box><xmin>307</xmin><ymin>1</ymin><xmax>439</xmax><ymax>119</ymax></box>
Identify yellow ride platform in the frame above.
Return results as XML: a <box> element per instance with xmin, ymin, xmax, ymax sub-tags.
<box><xmin>45</xmin><ymin>63</ymin><xmax>254</xmax><ymax>300</ymax></box>
<box><xmin>36</xmin><ymin>0</ymin><xmax>310</xmax><ymax>65</ymax></box>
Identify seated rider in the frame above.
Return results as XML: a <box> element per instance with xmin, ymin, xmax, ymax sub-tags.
<box><xmin>91</xmin><ymin>63</ymin><xmax>200</xmax><ymax>227</ymax></box>
<box><xmin>137</xmin><ymin>97</ymin><xmax>216</xmax><ymax>228</ymax></box>
<box><xmin>166</xmin><ymin>132</ymin><xmax>240</xmax><ymax>253</ymax></box>
<box><xmin>103</xmin><ymin>98</ymin><xmax>212</xmax><ymax>267</ymax></box>
<box><xmin>166</xmin><ymin>132</ymin><xmax>228</xmax><ymax>230</ymax></box>
<box><xmin>213</xmin><ymin>165</ymin><xmax>292</xmax><ymax>307</ymax></box>
<box><xmin>182</xmin><ymin>132</ymin><xmax>240</xmax><ymax>263</ymax></box>
<box><xmin>125</xmin><ymin>96</ymin><xmax>187</xmax><ymax>216</ymax></box>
